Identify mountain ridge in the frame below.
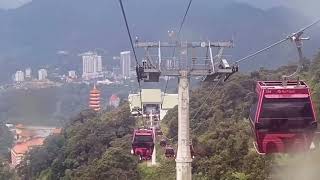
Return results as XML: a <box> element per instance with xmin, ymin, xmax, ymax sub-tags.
<box><xmin>0</xmin><ymin>0</ymin><xmax>318</xmax><ymax>82</ymax></box>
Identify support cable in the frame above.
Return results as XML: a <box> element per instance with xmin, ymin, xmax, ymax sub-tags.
<box><xmin>191</xmin><ymin>78</ymin><xmax>222</xmax><ymax>121</ymax></box>
<box><xmin>118</xmin><ymin>0</ymin><xmax>143</xmax><ymax>111</ymax></box>
<box><xmin>162</xmin><ymin>0</ymin><xmax>194</xmax><ymax>104</ymax></box>
<box><xmin>191</xmin><ymin>78</ymin><xmax>225</xmax><ymax>134</ymax></box>
<box><xmin>177</xmin><ymin>0</ymin><xmax>193</xmax><ymax>36</ymax></box>
<box><xmin>235</xmin><ymin>19</ymin><xmax>320</xmax><ymax>65</ymax></box>
<box><xmin>235</xmin><ymin>38</ymin><xmax>288</xmax><ymax>64</ymax></box>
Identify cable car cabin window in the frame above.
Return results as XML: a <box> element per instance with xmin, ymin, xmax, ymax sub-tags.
<box><xmin>249</xmin><ymin>93</ymin><xmax>258</xmax><ymax>123</ymax></box>
<box><xmin>250</xmin><ymin>102</ymin><xmax>258</xmax><ymax>122</ymax></box>
<box><xmin>261</xmin><ymin>98</ymin><xmax>313</xmax><ymax>119</ymax></box>
<box><xmin>134</xmin><ymin>135</ymin><xmax>153</xmax><ymax>143</ymax></box>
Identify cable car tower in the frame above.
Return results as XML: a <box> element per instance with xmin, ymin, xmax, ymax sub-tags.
<box><xmin>135</xmin><ymin>39</ymin><xmax>236</xmax><ymax>180</ymax></box>
<box><xmin>118</xmin><ymin>0</ymin><xmax>320</xmax><ymax>178</ymax></box>
<box><xmin>235</xmin><ymin>19</ymin><xmax>320</xmax><ymax>81</ymax></box>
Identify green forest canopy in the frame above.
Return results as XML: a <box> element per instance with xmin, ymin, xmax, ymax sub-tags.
<box><xmin>3</xmin><ymin>51</ymin><xmax>320</xmax><ymax>180</ymax></box>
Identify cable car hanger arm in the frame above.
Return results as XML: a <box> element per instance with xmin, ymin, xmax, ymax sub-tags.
<box><xmin>234</xmin><ymin>18</ymin><xmax>320</xmax><ymax>65</ymax></box>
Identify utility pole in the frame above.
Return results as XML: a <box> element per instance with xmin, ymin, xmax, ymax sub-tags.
<box><xmin>150</xmin><ymin>111</ymin><xmax>157</xmax><ymax>165</ymax></box>
<box><xmin>135</xmin><ymin>40</ymin><xmax>236</xmax><ymax>180</ymax></box>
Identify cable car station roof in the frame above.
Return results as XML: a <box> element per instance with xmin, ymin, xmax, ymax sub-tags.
<box><xmin>128</xmin><ymin>89</ymin><xmax>178</xmax><ymax>110</ymax></box>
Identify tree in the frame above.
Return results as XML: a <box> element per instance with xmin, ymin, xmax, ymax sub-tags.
<box><xmin>0</xmin><ymin>158</ymin><xmax>15</xmax><ymax>180</ymax></box>
<box><xmin>17</xmin><ymin>103</ymin><xmax>137</xmax><ymax>180</ymax></box>
<box><xmin>0</xmin><ymin>125</ymin><xmax>13</xmax><ymax>157</ymax></box>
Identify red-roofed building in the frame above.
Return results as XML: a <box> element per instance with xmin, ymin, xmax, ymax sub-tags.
<box><xmin>16</xmin><ymin>129</ymin><xmax>34</xmax><ymax>141</ymax></box>
<box><xmin>52</xmin><ymin>128</ymin><xmax>62</xmax><ymax>134</ymax></box>
<box><xmin>11</xmin><ymin>124</ymin><xmax>63</xmax><ymax>168</ymax></box>
<box><xmin>11</xmin><ymin>138</ymin><xmax>45</xmax><ymax>167</ymax></box>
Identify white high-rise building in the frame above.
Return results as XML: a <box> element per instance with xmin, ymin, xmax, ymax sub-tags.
<box><xmin>81</xmin><ymin>52</ymin><xmax>103</xmax><ymax>79</ymax></box>
<box><xmin>14</xmin><ymin>71</ymin><xmax>25</xmax><ymax>82</ymax></box>
<box><xmin>25</xmin><ymin>68</ymin><xmax>32</xmax><ymax>79</ymax></box>
<box><xmin>96</xmin><ymin>56</ymin><xmax>102</xmax><ymax>72</ymax></box>
<box><xmin>38</xmin><ymin>69</ymin><xmax>48</xmax><ymax>81</ymax></box>
<box><xmin>120</xmin><ymin>51</ymin><xmax>131</xmax><ymax>78</ymax></box>
<box><xmin>68</xmin><ymin>71</ymin><xmax>77</xmax><ymax>79</ymax></box>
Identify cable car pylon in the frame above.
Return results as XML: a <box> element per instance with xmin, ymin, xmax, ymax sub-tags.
<box><xmin>134</xmin><ymin>40</ymin><xmax>235</xmax><ymax>180</ymax></box>
<box><xmin>234</xmin><ymin>19</ymin><xmax>320</xmax><ymax>70</ymax></box>
<box><xmin>150</xmin><ymin>112</ymin><xmax>157</xmax><ymax>166</ymax></box>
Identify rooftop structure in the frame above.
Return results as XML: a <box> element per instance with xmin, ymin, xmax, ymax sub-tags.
<box><xmin>128</xmin><ymin>89</ymin><xmax>178</xmax><ymax>119</ymax></box>
<box><xmin>11</xmin><ymin>124</ymin><xmax>62</xmax><ymax>167</ymax></box>
<box><xmin>15</xmin><ymin>124</ymin><xmax>62</xmax><ymax>141</ymax></box>
<box><xmin>11</xmin><ymin>137</ymin><xmax>45</xmax><ymax>167</ymax></box>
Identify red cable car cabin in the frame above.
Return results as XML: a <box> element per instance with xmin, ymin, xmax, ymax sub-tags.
<box><xmin>131</xmin><ymin>129</ymin><xmax>155</xmax><ymax>160</ymax></box>
<box><xmin>160</xmin><ymin>139</ymin><xmax>167</xmax><ymax>147</ymax></box>
<box><xmin>165</xmin><ymin>146</ymin><xmax>175</xmax><ymax>158</ymax></box>
<box><xmin>250</xmin><ymin>81</ymin><xmax>317</xmax><ymax>154</ymax></box>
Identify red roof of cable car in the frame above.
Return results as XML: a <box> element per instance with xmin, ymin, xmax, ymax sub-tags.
<box><xmin>256</xmin><ymin>81</ymin><xmax>310</xmax><ymax>98</ymax></box>
<box><xmin>134</xmin><ymin>129</ymin><xmax>153</xmax><ymax>136</ymax></box>
<box><xmin>250</xmin><ymin>80</ymin><xmax>317</xmax><ymax>154</ymax></box>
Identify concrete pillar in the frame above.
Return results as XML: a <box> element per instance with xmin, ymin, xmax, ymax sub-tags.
<box><xmin>176</xmin><ymin>70</ymin><xmax>192</xmax><ymax>180</ymax></box>
<box><xmin>151</xmin><ymin>112</ymin><xmax>157</xmax><ymax>165</ymax></box>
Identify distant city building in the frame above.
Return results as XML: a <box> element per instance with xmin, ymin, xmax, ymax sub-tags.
<box><xmin>109</xmin><ymin>94</ymin><xmax>120</xmax><ymax>108</ymax></box>
<box><xmin>82</xmin><ymin>52</ymin><xmax>103</xmax><ymax>80</ymax></box>
<box><xmin>96</xmin><ymin>55</ymin><xmax>103</xmax><ymax>72</ymax></box>
<box><xmin>68</xmin><ymin>70</ymin><xmax>77</xmax><ymax>79</ymax></box>
<box><xmin>97</xmin><ymin>79</ymin><xmax>114</xmax><ymax>85</ymax></box>
<box><xmin>89</xmin><ymin>85</ymin><xmax>101</xmax><ymax>112</ymax></box>
<box><xmin>112</xmin><ymin>67</ymin><xmax>121</xmax><ymax>75</ymax></box>
<box><xmin>38</xmin><ymin>69</ymin><xmax>48</xmax><ymax>81</ymax></box>
<box><xmin>120</xmin><ymin>51</ymin><xmax>131</xmax><ymax>78</ymax></box>
<box><xmin>14</xmin><ymin>71</ymin><xmax>25</xmax><ymax>82</ymax></box>
<box><xmin>25</xmin><ymin>68</ymin><xmax>32</xmax><ymax>79</ymax></box>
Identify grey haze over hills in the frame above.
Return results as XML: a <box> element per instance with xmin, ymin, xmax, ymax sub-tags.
<box><xmin>0</xmin><ymin>0</ymin><xmax>319</xmax><ymax>82</ymax></box>
<box><xmin>3</xmin><ymin>0</ymin><xmax>320</xmax><ymax>18</ymax></box>
<box><xmin>235</xmin><ymin>0</ymin><xmax>320</xmax><ymax>18</ymax></box>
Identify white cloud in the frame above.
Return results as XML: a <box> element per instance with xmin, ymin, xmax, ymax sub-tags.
<box><xmin>0</xmin><ymin>0</ymin><xmax>31</xmax><ymax>9</ymax></box>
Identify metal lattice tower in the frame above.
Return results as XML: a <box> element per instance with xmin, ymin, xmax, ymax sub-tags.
<box><xmin>135</xmin><ymin>39</ymin><xmax>237</xmax><ymax>180</ymax></box>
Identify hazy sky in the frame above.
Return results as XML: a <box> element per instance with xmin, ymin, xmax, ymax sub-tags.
<box><xmin>0</xmin><ymin>0</ymin><xmax>287</xmax><ymax>9</ymax></box>
<box><xmin>236</xmin><ymin>0</ymin><xmax>319</xmax><ymax>19</ymax></box>
<box><xmin>235</xmin><ymin>0</ymin><xmax>287</xmax><ymax>9</ymax></box>
<box><xmin>0</xmin><ymin>0</ymin><xmax>319</xmax><ymax>19</ymax></box>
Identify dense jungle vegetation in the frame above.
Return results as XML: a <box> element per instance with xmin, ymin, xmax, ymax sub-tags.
<box><xmin>2</xmin><ymin>52</ymin><xmax>320</xmax><ymax>179</ymax></box>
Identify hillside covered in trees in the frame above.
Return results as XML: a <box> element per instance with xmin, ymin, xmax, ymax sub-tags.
<box><xmin>0</xmin><ymin>78</ymin><xmax>179</xmax><ymax>127</ymax></box>
<box><xmin>0</xmin><ymin>83</ymin><xmax>135</xmax><ymax>126</ymax></box>
<box><xmin>2</xmin><ymin>52</ymin><xmax>320</xmax><ymax>179</ymax></box>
